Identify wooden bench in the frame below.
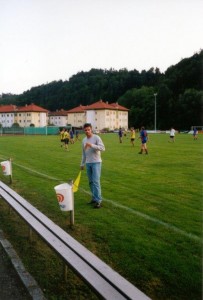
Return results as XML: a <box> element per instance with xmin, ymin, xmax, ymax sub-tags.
<box><xmin>0</xmin><ymin>181</ymin><xmax>151</xmax><ymax>300</ymax></box>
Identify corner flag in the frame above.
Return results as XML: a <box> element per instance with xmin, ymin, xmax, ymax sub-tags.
<box><xmin>73</xmin><ymin>171</ymin><xmax>81</xmax><ymax>193</ymax></box>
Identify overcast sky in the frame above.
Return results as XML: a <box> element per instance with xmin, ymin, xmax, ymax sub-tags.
<box><xmin>0</xmin><ymin>0</ymin><xmax>202</xmax><ymax>95</ymax></box>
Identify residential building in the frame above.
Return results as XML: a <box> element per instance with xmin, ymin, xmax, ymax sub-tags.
<box><xmin>0</xmin><ymin>103</ymin><xmax>48</xmax><ymax>127</ymax></box>
<box><xmin>0</xmin><ymin>105</ymin><xmax>17</xmax><ymax>127</ymax></box>
<box><xmin>49</xmin><ymin>109</ymin><xmax>68</xmax><ymax>127</ymax></box>
<box><xmin>67</xmin><ymin>100</ymin><xmax>128</xmax><ymax>131</ymax></box>
<box><xmin>0</xmin><ymin>100</ymin><xmax>128</xmax><ymax>130</ymax></box>
<box><xmin>67</xmin><ymin>105</ymin><xmax>87</xmax><ymax>128</ymax></box>
<box><xmin>15</xmin><ymin>104</ymin><xmax>48</xmax><ymax>127</ymax></box>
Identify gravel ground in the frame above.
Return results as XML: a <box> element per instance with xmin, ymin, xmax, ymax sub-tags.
<box><xmin>0</xmin><ymin>230</ymin><xmax>46</xmax><ymax>300</ymax></box>
<box><xmin>0</xmin><ymin>243</ymin><xmax>32</xmax><ymax>300</ymax></box>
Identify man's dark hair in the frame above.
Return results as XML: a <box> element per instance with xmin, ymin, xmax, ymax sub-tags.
<box><xmin>83</xmin><ymin>123</ymin><xmax>92</xmax><ymax>128</ymax></box>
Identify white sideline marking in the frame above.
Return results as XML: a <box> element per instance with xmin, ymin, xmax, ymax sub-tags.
<box><xmin>106</xmin><ymin>200</ymin><xmax>201</xmax><ymax>242</ymax></box>
<box><xmin>13</xmin><ymin>162</ymin><xmax>62</xmax><ymax>181</ymax></box>
<box><xmin>1</xmin><ymin>157</ymin><xmax>201</xmax><ymax>243</ymax></box>
<box><xmin>80</xmin><ymin>188</ymin><xmax>202</xmax><ymax>243</ymax></box>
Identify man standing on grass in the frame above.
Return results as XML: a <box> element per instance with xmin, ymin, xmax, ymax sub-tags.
<box><xmin>169</xmin><ymin>127</ymin><xmax>176</xmax><ymax>142</ymax></box>
<box><xmin>130</xmin><ymin>127</ymin><xmax>136</xmax><ymax>147</ymax></box>
<box><xmin>59</xmin><ymin>128</ymin><xmax>65</xmax><ymax>147</ymax></box>
<box><xmin>193</xmin><ymin>127</ymin><xmax>198</xmax><ymax>140</ymax></box>
<box><xmin>80</xmin><ymin>123</ymin><xmax>105</xmax><ymax>209</ymax></box>
<box><xmin>138</xmin><ymin>126</ymin><xmax>148</xmax><ymax>154</ymax></box>
<box><xmin>118</xmin><ymin>127</ymin><xmax>123</xmax><ymax>143</ymax></box>
<box><xmin>63</xmin><ymin>129</ymin><xmax>70</xmax><ymax>151</ymax></box>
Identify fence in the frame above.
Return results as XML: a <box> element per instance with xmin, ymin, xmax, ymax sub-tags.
<box><xmin>0</xmin><ymin>126</ymin><xmax>60</xmax><ymax>135</ymax></box>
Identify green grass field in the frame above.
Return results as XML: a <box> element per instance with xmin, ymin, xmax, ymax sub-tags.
<box><xmin>0</xmin><ymin>133</ymin><xmax>202</xmax><ymax>300</ymax></box>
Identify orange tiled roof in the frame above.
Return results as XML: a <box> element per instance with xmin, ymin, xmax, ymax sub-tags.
<box><xmin>17</xmin><ymin>103</ymin><xmax>48</xmax><ymax>113</ymax></box>
<box><xmin>0</xmin><ymin>105</ymin><xmax>18</xmax><ymax>113</ymax></box>
<box><xmin>67</xmin><ymin>105</ymin><xmax>87</xmax><ymax>113</ymax></box>
<box><xmin>109</xmin><ymin>102</ymin><xmax>129</xmax><ymax>111</ymax></box>
<box><xmin>49</xmin><ymin>109</ymin><xmax>68</xmax><ymax>116</ymax></box>
<box><xmin>67</xmin><ymin>100</ymin><xmax>128</xmax><ymax>113</ymax></box>
<box><xmin>86</xmin><ymin>100</ymin><xmax>129</xmax><ymax>111</ymax></box>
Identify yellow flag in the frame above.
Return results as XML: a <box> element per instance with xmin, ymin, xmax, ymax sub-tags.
<box><xmin>73</xmin><ymin>171</ymin><xmax>81</xmax><ymax>193</ymax></box>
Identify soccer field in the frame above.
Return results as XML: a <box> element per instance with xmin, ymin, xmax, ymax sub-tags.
<box><xmin>0</xmin><ymin>133</ymin><xmax>202</xmax><ymax>300</ymax></box>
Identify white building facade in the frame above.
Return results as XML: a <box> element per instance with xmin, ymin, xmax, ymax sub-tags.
<box><xmin>67</xmin><ymin>100</ymin><xmax>128</xmax><ymax>131</ymax></box>
<box><xmin>0</xmin><ymin>104</ymin><xmax>48</xmax><ymax>127</ymax></box>
<box><xmin>49</xmin><ymin>110</ymin><xmax>68</xmax><ymax>127</ymax></box>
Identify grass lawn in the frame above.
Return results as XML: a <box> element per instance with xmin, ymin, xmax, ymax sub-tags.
<box><xmin>0</xmin><ymin>132</ymin><xmax>202</xmax><ymax>300</ymax></box>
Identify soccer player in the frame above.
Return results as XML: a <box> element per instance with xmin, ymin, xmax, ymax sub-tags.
<box><xmin>130</xmin><ymin>127</ymin><xmax>136</xmax><ymax>146</ymax></box>
<box><xmin>193</xmin><ymin>127</ymin><xmax>198</xmax><ymax>140</ymax></box>
<box><xmin>59</xmin><ymin>128</ymin><xmax>65</xmax><ymax>147</ymax></box>
<box><xmin>69</xmin><ymin>129</ymin><xmax>74</xmax><ymax>144</ymax></box>
<box><xmin>138</xmin><ymin>127</ymin><xmax>148</xmax><ymax>154</ymax></box>
<box><xmin>169</xmin><ymin>127</ymin><xmax>176</xmax><ymax>142</ymax></box>
<box><xmin>63</xmin><ymin>129</ymin><xmax>70</xmax><ymax>150</ymax></box>
<box><xmin>118</xmin><ymin>127</ymin><xmax>123</xmax><ymax>143</ymax></box>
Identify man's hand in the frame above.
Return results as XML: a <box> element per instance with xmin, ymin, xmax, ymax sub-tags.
<box><xmin>85</xmin><ymin>142</ymin><xmax>92</xmax><ymax>149</ymax></box>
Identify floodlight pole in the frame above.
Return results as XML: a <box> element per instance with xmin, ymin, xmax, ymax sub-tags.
<box><xmin>154</xmin><ymin>93</ymin><xmax>157</xmax><ymax>132</ymax></box>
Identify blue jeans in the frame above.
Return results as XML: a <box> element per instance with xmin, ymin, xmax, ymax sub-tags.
<box><xmin>86</xmin><ymin>162</ymin><xmax>102</xmax><ymax>203</ymax></box>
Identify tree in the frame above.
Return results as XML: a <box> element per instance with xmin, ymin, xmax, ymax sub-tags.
<box><xmin>12</xmin><ymin>123</ymin><xmax>20</xmax><ymax>127</ymax></box>
<box><xmin>157</xmin><ymin>84</ymin><xmax>174</xmax><ymax>129</ymax></box>
<box><xmin>1</xmin><ymin>50</ymin><xmax>202</xmax><ymax>130</ymax></box>
<box><xmin>175</xmin><ymin>89</ymin><xmax>203</xmax><ymax>129</ymax></box>
<box><xmin>118</xmin><ymin>86</ymin><xmax>156</xmax><ymax>128</ymax></box>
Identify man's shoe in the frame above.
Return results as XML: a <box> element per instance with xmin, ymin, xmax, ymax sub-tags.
<box><xmin>94</xmin><ymin>202</ymin><xmax>102</xmax><ymax>209</ymax></box>
<box><xmin>88</xmin><ymin>200</ymin><xmax>96</xmax><ymax>204</ymax></box>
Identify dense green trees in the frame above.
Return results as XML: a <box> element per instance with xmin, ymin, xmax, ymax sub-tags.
<box><xmin>119</xmin><ymin>86</ymin><xmax>156</xmax><ymax>128</ymax></box>
<box><xmin>118</xmin><ymin>86</ymin><xmax>202</xmax><ymax>130</ymax></box>
<box><xmin>1</xmin><ymin>50</ymin><xmax>202</xmax><ymax>129</ymax></box>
